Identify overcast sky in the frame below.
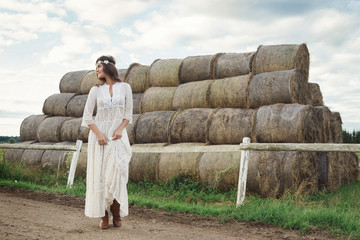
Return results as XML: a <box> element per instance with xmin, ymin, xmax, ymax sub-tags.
<box><xmin>0</xmin><ymin>0</ymin><xmax>359</xmax><ymax>136</ymax></box>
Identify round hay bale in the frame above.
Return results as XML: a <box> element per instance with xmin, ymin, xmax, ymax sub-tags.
<box><xmin>41</xmin><ymin>142</ymin><xmax>74</xmax><ymax>170</ymax></box>
<box><xmin>314</xmin><ymin>106</ymin><xmax>332</xmax><ymax>143</ymax></box>
<box><xmin>4</xmin><ymin>141</ymin><xmax>33</xmax><ymax>163</ymax></box>
<box><xmin>126</xmin><ymin>114</ymin><xmax>140</xmax><ymax>145</ymax></box>
<box><xmin>135</xmin><ymin>111</ymin><xmax>176</xmax><ymax>143</ymax></box>
<box><xmin>170</xmin><ymin>108</ymin><xmax>215</xmax><ymax>143</ymax></box>
<box><xmin>20</xmin><ymin>115</ymin><xmax>49</xmax><ymax>142</ymax></box>
<box><xmin>247</xmin><ymin>69</ymin><xmax>308</xmax><ymax>108</ymax></box>
<box><xmin>209</xmin><ymin>75</ymin><xmax>250</xmax><ymax>108</ymax></box>
<box><xmin>179</xmin><ymin>54</ymin><xmax>218</xmax><ymax>84</ymax></box>
<box><xmin>330</xmin><ymin>112</ymin><xmax>343</xmax><ymax>143</ymax></box>
<box><xmin>248</xmin><ymin>151</ymin><xmax>318</xmax><ymax>197</ymax></box>
<box><xmin>79</xmin><ymin>125</ymin><xmax>90</xmax><ymax>142</ymax></box>
<box><xmin>21</xmin><ymin>142</ymin><xmax>54</xmax><ymax>166</ymax></box>
<box><xmin>158</xmin><ymin>143</ymin><xmax>205</xmax><ymax>182</ymax></box>
<box><xmin>252</xmin><ymin>43</ymin><xmax>310</xmax><ymax>78</ymax></box>
<box><xmin>66</xmin><ymin>94</ymin><xmax>88</xmax><ymax>117</ymax></box>
<box><xmin>214</xmin><ymin>52</ymin><xmax>255</xmax><ymax>79</ymax></box>
<box><xmin>37</xmin><ymin>116</ymin><xmax>69</xmax><ymax>142</ymax></box>
<box><xmin>78</xmin><ymin>70</ymin><xmax>102</xmax><ymax>94</ymax></box>
<box><xmin>198</xmin><ymin>151</ymin><xmax>240</xmax><ymax>191</ymax></box>
<box><xmin>129</xmin><ymin>151</ymin><xmax>160</xmax><ymax>182</ymax></box>
<box><xmin>208</xmin><ymin>108</ymin><xmax>256</xmax><ymax>144</ymax></box>
<box><xmin>346</xmin><ymin>152</ymin><xmax>359</xmax><ymax>183</ymax></box>
<box><xmin>316</xmin><ymin>152</ymin><xmax>328</xmax><ymax>188</ymax></box>
<box><xmin>60</xmin><ymin>117</ymin><xmax>82</xmax><ymax>142</ymax></box>
<box><xmin>307</xmin><ymin>83</ymin><xmax>323</xmax><ymax>106</ymax></box>
<box><xmin>118</xmin><ymin>68</ymin><xmax>127</xmax><ymax>82</ymax></box>
<box><xmin>141</xmin><ymin>87</ymin><xmax>177</xmax><ymax>113</ymax></box>
<box><xmin>325</xmin><ymin>152</ymin><xmax>341</xmax><ymax>191</ymax></box>
<box><xmin>255</xmin><ymin>104</ymin><xmax>319</xmax><ymax>143</ymax></box>
<box><xmin>148</xmin><ymin>59</ymin><xmax>183</xmax><ymax>87</ymax></box>
<box><xmin>43</xmin><ymin>93</ymin><xmax>76</xmax><ymax>116</ymax></box>
<box><xmin>172</xmin><ymin>80</ymin><xmax>213</xmax><ymax>110</ymax></box>
<box><xmin>133</xmin><ymin>93</ymin><xmax>142</xmax><ymax>114</ymax></box>
<box><xmin>124</xmin><ymin>63</ymin><xmax>149</xmax><ymax>93</ymax></box>
<box><xmin>59</xmin><ymin>70</ymin><xmax>88</xmax><ymax>93</ymax></box>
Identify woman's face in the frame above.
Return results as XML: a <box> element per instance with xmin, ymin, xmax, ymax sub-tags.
<box><xmin>96</xmin><ymin>62</ymin><xmax>105</xmax><ymax>78</ymax></box>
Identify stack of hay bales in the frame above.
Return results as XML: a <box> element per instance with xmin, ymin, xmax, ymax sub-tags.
<box><xmin>8</xmin><ymin>43</ymin><xmax>358</xmax><ymax>197</ymax></box>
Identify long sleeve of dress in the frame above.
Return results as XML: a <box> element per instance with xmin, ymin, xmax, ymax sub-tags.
<box><xmin>124</xmin><ymin>83</ymin><xmax>133</xmax><ymax>124</ymax></box>
<box><xmin>81</xmin><ymin>86</ymin><xmax>96</xmax><ymax>127</ymax></box>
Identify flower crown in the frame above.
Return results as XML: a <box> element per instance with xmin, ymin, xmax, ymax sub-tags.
<box><xmin>96</xmin><ymin>59</ymin><xmax>115</xmax><ymax>66</ymax></box>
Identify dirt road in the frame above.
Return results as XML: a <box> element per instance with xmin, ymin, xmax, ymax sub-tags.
<box><xmin>0</xmin><ymin>186</ymin><xmax>339</xmax><ymax>240</ymax></box>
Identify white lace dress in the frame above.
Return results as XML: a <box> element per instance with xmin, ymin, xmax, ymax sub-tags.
<box><xmin>81</xmin><ymin>82</ymin><xmax>133</xmax><ymax>218</ymax></box>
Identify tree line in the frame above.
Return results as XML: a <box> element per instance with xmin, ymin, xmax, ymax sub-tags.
<box><xmin>342</xmin><ymin>130</ymin><xmax>360</xmax><ymax>143</ymax></box>
<box><xmin>0</xmin><ymin>136</ymin><xmax>21</xmax><ymax>143</ymax></box>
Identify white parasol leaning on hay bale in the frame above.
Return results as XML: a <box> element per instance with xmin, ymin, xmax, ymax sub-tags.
<box><xmin>124</xmin><ymin>63</ymin><xmax>149</xmax><ymax>93</ymax></box>
<box><xmin>172</xmin><ymin>80</ymin><xmax>214</xmax><ymax>110</ymax></box>
<box><xmin>254</xmin><ymin>104</ymin><xmax>319</xmax><ymax>143</ymax></box>
<box><xmin>43</xmin><ymin>93</ymin><xmax>76</xmax><ymax>116</ymax></box>
<box><xmin>140</xmin><ymin>87</ymin><xmax>177</xmax><ymax>113</ymax></box>
<box><xmin>306</xmin><ymin>82</ymin><xmax>324</xmax><ymax>106</ymax></box>
<box><xmin>247</xmin><ymin>69</ymin><xmax>308</xmax><ymax>108</ymax></box>
<box><xmin>135</xmin><ymin>111</ymin><xmax>176</xmax><ymax>143</ymax></box>
<box><xmin>208</xmin><ymin>74</ymin><xmax>250</xmax><ymax>108</ymax></box>
<box><xmin>20</xmin><ymin>114</ymin><xmax>49</xmax><ymax>142</ymax></box>
<box><xmin>169</xmin><ymin>108</ymin><xmax>216</xmax><ymax>143</ymax></box>
<box><xmin>37</xmin><ymin>116</ymin><xmax>70</xmax><ymax>142</ymax></box>
<box><xmin>213</xmin><ymin>52</ymin><xmax>255</xmax><ymax>79</ymax></box>
<box><xmin>179</xmin><ymin>54</ymin><xmax>220</xmax><ymax>84</ymax></box>
<box><xmin>208</xmin><ymin>108</ymin><xmax>256</xmax><ymax>144</ymax></box>
<box><xmin>59</xmin><ymin>70</ymin><xmax>89</xmax><ymax>93</ymax></box>
<box><xmin>148</xmin><ymin>59</ymin><xmax>183</xmax><ymax>87</ymax></box>
<box><xmin>252</xmin><ymin>43</ymin><xmax>310</xmax><ymax>78</ymax></box>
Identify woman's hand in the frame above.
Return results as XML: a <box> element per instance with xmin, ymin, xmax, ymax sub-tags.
<box><xmin>96</xmin><ymin>132</ymin><xmax>108</xmax><ymax>145</ymax></box>
<box><xmin>112</xmin><ymin>128</ymin><xmax>123</xmax><ymax>140</ymax></box>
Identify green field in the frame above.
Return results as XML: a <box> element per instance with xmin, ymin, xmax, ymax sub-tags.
<box><xmin>0</xmin><ymin>157</ymin><xmax>359</xmax><ymax>239</ymax></box>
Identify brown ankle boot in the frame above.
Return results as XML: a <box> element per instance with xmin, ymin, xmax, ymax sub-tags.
<box><xmin>99</xmin><ymin>210</ymin><xmax>109</xmax><ymax>229</ymax></box>
<box><xmin>110</xmin><ymin>199</ymin><xmax>121</xmax><ymax>227</ymax></box>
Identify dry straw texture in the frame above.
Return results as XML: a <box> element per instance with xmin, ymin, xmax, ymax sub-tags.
<box><xmin>140</xmin><ymin>87</ymin><xmax>177</xmax><ymax>113</ymax></box>
<box><xmin>37</xmin><ymin>116</ymin><xmax>69</xmax><ymax>142</ymax></box>
<box><xmin>330</xmin><ymin>112</ymin><xmax>343</xmax><ymax>143</ymax></box>
<box><xmin>307</xmin><ymin>82</ymin><xmax>324</xmax><ymax>106</ymax></box>
<box><xmin>66</xmin><ymin>94</ymin><xmax>88</xmax><ymax>117</ymax></box>
<box><xmin>208</xmin><ymin>108</ymin><xmax>256</xmax><ymax>144</ymax></box>
<box><xmin>125</xmin><ymin>63</ymin><xmax>149</xmax><ymax>93</ymax></box>
<box><xmin>314</xmin><ymin>106</ymin><xmax>332</xmax><ymax>143</ymax></box>
<box><xmin>133</xmin><ymin>93</ymin><xmax>142</xmax><ymax>114</ymax></box>
<box><xmin>172</xmin><ymin>80</ymin><xmax>214</xmax><ymax>110</ymax></box>
<box><xmin>158</xmin><ymin>143</ymin><xmax>205</xmax><ymax>182</ymax></box>
<box><xmin>148</xmin><ymin>59</ymin><xmax>183</xmax><ymax>87</ymax></box>
<box><xmin>78</xmin><ymin>70</ymin><xmax>102</xmax><ymax>94</ymax></box>
<box><xmin>135</xmin><ymin>111</ymin><xmax>176</xmax><ymax>143</ymax></box>
<box><xmin>21</xmin><ymin>142</ymin><xmax>54</xmax><ymax>166</ymax></box>
<box><xmin>43</xmin><ymin>93</ymin><xmax>76</xmax><ymax>116</ymax></box>
<box><xmin>126</xmin><ymin>114</ymin><xmax>140</xmax><ymax>145</ymax></box>
<box><xmin>60</xmin><ymin>117</ymin><xmax>82</xmax><ymax>142</ymax></box>
<box><xmin>118</xmin><ymin>69</ymin><xmax>127</xmax><ymax>82</ymax></box>
<box><xmin>247</xmin><ymin>151</ymin><xmax>318</xmax><ymax>197</ymax></box>
<box><xmin>214</xmin><ymin>52</ymin><xmax>255</xmax><ymax>79</ymax></box>
<box><xmin>170</xmin><ymin>108</ymin><xmax>215</xmax><ymax>143</ymax></box>
<box><xmin>247</xmin><ymin>69</ymin><xmax>308</xmax><ymax>108</ymax></box>
<box><xmin>20</xmin><ymin>115</ymin><xmax>48</xmax><ymax>142</ymax></box>
<box><xmin>209</xmin><ymin>75</ymin><xmax>250</xmax><ymax>108</ymax></box>
<box><xmin>179</xmin><ymin>55</ymin><xmax>216</xmax><ymax>84</ymax></box>
<box><xmin>252</xmin><ymin>44</ymin><xmax>310</xmax><ymax>78</ymax></box>
<box><xmin>41</xmin><ymin>142</ymin><xmax>73</xmax><ymax>170</ymax></box>
<box><xmin>4</xmin><ymin>141</ymin><xmax>32</xmax><ymax>163</ymax></box>
<box><xmin>255</xmin><ymin>104</ymin><xmax>319</xmax><ymax>143</ymax></box>
<box><xmin>198</xmin><ymin>151</ymin><xmax>240</xmax><ymax>191</ymax></box>
<box><xmin>59</xmin><ymin>70</ymin><xmax>88</xmax><ymax>93</ymax></box>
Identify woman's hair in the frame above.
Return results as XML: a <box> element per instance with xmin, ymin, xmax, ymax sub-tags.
<box><xmin>95</xmin><ymin>55</ymin><xmax>122</xmax><ymax>85</ymax></box>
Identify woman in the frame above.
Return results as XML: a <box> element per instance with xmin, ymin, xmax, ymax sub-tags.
<box><xmin>81</xmin><ymin>55</ymin><xmax>133</xmax><ymax>229</ymax></box>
